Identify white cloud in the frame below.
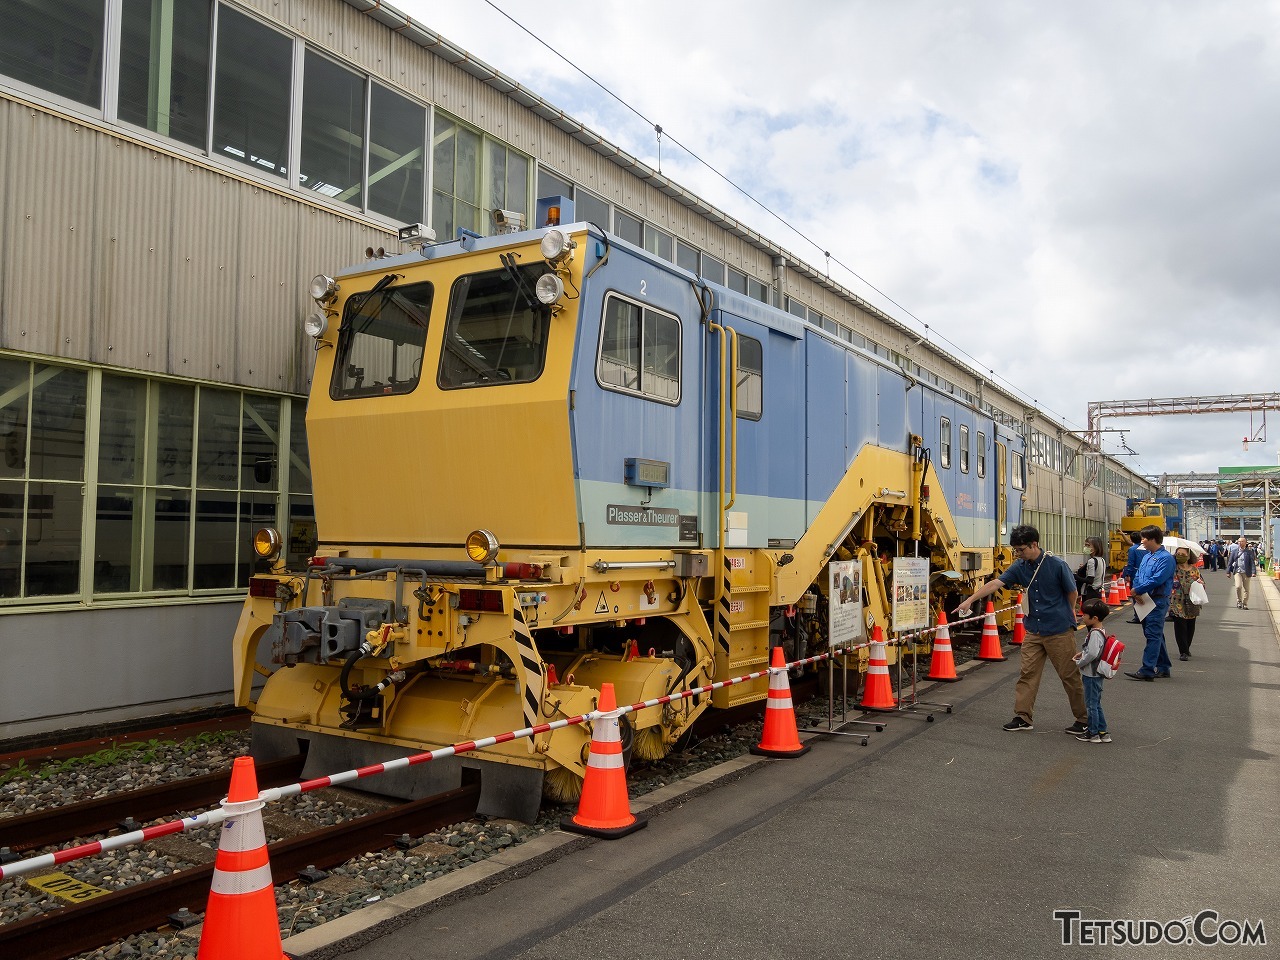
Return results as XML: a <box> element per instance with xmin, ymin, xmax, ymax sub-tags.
<box><xmin>396</xmin><ymin>0</ymin><xmax>1280</xmax><ymax>472</ymax></box>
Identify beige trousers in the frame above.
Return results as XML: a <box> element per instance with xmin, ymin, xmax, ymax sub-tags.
<box><xmin>1235</xmin><ymin>573</ymin><xmax>1252</xmax><ymax>606</ymax></box>
<box><xmin>1014</xmin><ymin>629</ymin><xmax>1088</xmax><ymax>725</ymax></box>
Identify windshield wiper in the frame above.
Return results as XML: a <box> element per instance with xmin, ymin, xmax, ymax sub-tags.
<box><xmin>499</xmin><ymin>253</ymin><xmax>541</xmax><ymax>313</ymax></box>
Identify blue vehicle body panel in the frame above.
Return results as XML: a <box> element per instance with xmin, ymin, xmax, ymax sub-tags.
<box><xmin>567</xmin><ymin>228</ymin><xmax>1024</xmax><ymax>551</ymax></box>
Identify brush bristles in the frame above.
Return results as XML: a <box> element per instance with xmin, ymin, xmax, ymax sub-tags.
<box><xmin>632</xmin><ymin>727</ymin><xmax>668</xmax><ymax>762</ymax></box>
<box><xmin>542</xmin><ymin>766</ymin><xmax>583</xmax><ymax>804</ymax></box>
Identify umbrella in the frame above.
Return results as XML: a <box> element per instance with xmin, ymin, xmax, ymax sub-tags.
<box><xmin>1161</xmin><ymin>536</ymin><xmax>1204</xmax><ymax>557</ymax></box>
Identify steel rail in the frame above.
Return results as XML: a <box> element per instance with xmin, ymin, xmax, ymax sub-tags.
<box><xmin>0</xmin><ymin>783</ymin><xmax>480</xmax><ymax>960</ymax></box>
<box><xmin>0</xmin><ymin>755</ymin><xmax>305</xmax><ymax>853</ymax></box>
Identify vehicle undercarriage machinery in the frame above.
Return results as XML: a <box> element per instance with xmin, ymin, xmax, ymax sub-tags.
<box><xmin>233</xmin><ymin>209</ymin><xmax>1027</xmax><ymax>820</ymax></box>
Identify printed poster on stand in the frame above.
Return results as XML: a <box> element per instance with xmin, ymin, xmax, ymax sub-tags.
<box><xmin>828</xmin><ymin>560</ymin><xmax>863</xmax><ymax>649</ymax></box>
<box><xmin>892</xmin><ymin>557</ymin><xmax>930</xmax><ymax>632</ymax></box>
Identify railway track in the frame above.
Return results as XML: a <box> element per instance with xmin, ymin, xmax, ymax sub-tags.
<box><xmin>0</xmin><ymin>673</ymin><xmax>823</xmax><ymax>959</ymax></box>
<box><xmin>0</xmin><ymin>781</ymin><xmax>481</xmax><ymax>960</ymax></box>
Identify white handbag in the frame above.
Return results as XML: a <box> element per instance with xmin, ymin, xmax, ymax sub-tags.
<box><xmin>1188</xmin><ymin>579</ymin><xmax>1209</xmax><ymax>606</ymax></box>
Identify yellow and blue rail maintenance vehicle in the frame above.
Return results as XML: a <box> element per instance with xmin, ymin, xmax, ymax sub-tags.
<box><xmin>233</xmin><ymin>208</ymin><xmax>1027</xmax><ymax>820</ymax></box>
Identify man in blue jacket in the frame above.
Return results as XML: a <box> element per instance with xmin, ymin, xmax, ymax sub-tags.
<box><xmin>1120</xmin><ymin>531</ymin><xmax>1145</xmax><ymax>623</ymax></box>
<box><xmin>1126</xmin><ymin>525</ymin><xmax>1176</xmax><ymax>680</ymax></box>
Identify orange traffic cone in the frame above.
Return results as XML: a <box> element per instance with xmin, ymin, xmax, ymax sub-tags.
<box><xmin>1106</xmin><ymin>580</ymin><xmax>1120</xmax><ymax>605</ymax></box>
<box><xmin>925</xmin><ymin>612</ymin><xmax>960</xmax><ymax>682</ymax></box>
<box><xmin>196</xmin><ymin>757</ymin><xmax>286</xmax><ymax>960</ymax></box>
<box><xmin>859</xmin><ymin>627</ymin><xmax>898</xmax><ymax>711</ymax></box>
<box><xmin>976</xmin><ymin>601</ymin><xmax>1005</xmax><ymax>661</ymax></box>
<box><xmin>1011</xmin><ymin>593</ymin><xmax>1026</xmax><ymax>646</ymax></box>
<box><xmin>1117</xmin><ymin>579</ymin><xmax>1129</xmax><ymax>602</ymax></box>
<box><xmin>561</xmin><ymin>683</ymin><xmax>646</xmax><ymax>839</ymax></box>
<box><xmin>751</xmin><ymin>646</ymin><xmax>811</xmax><ymax>757</ymax></box>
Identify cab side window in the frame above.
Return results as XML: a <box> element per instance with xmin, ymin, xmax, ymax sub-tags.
<box><xmin>598</xmin><ymin>294</ymin><xmax>681</xmax><ymax>403</ymax></box>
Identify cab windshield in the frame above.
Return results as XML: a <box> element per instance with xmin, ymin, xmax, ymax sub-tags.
<box><xmin>330</xmin><ymin>279</ymin><xmax>432</xmax><ymax>399</ymax></box>
<box><xmin>438</xmin><ymin>263</ymin><xmax>551</xmax><ymax>389</ymax></box>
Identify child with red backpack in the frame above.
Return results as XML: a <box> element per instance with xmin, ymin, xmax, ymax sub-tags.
<box><xmin>1073</xmin><ymin>598</ymin><xmax>1119</xmax><ymax>743</ymax></box>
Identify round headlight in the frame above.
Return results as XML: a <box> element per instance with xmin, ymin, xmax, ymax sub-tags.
<box><xmin>309</xmin><ymin>274</ymin><xmax>339</xmax><ymax>303</ymax></box>
<box><xmin>539</xmin><ymin>228</ymin><xmax>573</xmax><ymax>264</ymax></box>
<box><xmin>304</xmin><ymin>313</ymin><xmax>328</xmax><ymax>338</ymax></box>
<box><xmin>252</xmin><ymin>526</ymin><xmax>283</xmax><ymax>560</ymax></box>
<box><xmin>465</xmin><ymin>529</ymin><xmax>500</xmax><ymax>565</ymax></box>
<box><xmin>535</xmin><ymin>272</ymin><xmax>565</xmax><ymax>305</ymax></box>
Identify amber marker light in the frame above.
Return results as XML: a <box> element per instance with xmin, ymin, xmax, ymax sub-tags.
<box><xmin>252</xmin><ymin>527</ymin><xmax>283</xmax><ymax>560</ymax></box>
<box><xmin>465</xmin><ymin>529</ymin><xmax>500</xmax><ymax>565</ymax></box>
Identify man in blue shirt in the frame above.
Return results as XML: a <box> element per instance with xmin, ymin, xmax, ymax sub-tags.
<box><xmin>956</xmin><ymin>524</ymin><xmax>1088</xmax><ymax>733</ymax></box>
<box><xmin>1126</xmin><ymin>525</ymin><xmax>1177</xmax><ymax>680</ymax></box>
<box><xmin>1120</xmin><ymin>531</ymin><xmax>1145</xmax><ymax>623</ymax></box>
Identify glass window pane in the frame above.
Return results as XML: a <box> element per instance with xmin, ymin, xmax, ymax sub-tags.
<box><xmin>118</xmin><ymin>0</ymin><xmax>211</xmax><ymax>148</ymax></box>
<box><xmin>431</xmin><ymin>189</ymin><xmax>454</xmax><ymax>242</ymax></box>
<box><xmin>241</xmin><ymin>395</ymin><xmax>279</xmax><ymax>490</ymax></box>
<box><xmin>644</xmin><ymin>225</ymin><xmax>673</xmax><ymax>262</ymax></box>
<box><xmin>368</xmin><ymin>84</ymin><xmax>425</xmax><ymax>224</ymax></box>
<box><xmin>748</xmin><ymin>277</ymin><xmax>770</xmax><ymax>304</ymax></box>
<box><xmin>289</xmin><ymin>402</ymin><xmax>311</xmax><ymax>495</ymax></box>
<box><xmin>615</xmin><ymin>211</ymin><xmax>642</xmax><ymax>246</ymax></box>
<box><xmin>332</xmin><ymin>281</ymin><xmax>433</xmax><ymax>399</ymax></box>
<box><xmin>675</xmin><ymin>241</ymin><xmax>699</xmax><ymax>275</ymax></box>
<box><xmin>599</xmin><ymin>297</ymin><xmax>640</xmax><ymax>390</ymax></box>
<box><xmin>736</xmin><ymin>335</ymin><xmax>762</xmax><ymax>421</ymax></box>
<box><xmin>505</xmin><ymin>152</ymin><xmax>528</xmax><ymax>215</ymax></box>
<box><xmin>536</xmin><ymin>167</ymin><xmax>573</xmax><ymax>203</ymax></box>
<box><xmin>193</xmin><ymin>490</ymin><xmax>237</xmax><ymax>588</ymax></box>
<box><xmin>0</xmin><ymin>479</ymin><xmax>22</xmax><ymax>597</ymax></box>
<box><xmin>487</xmin><ymin>140</ymin><xmax>507</xmax><ymax>215</ymax></box>
<box><xmin>94</xmin><ymin>485</ymin><xmax>142</xmax><ymax>593</ymax></box>
<box><xmin>98</xmin><ymin>375</ymin><xmax>147</xmax><ymax>485</ymax></box>
<box><xmin>0</xmin><ymin>0</ymin><xmax>104</xmax><ymax>106</ymax></box>
<box><xmin>456</xmin><ymin>201</ymin><xmax>480</xmax><ymax>235</ymax></box>
<box><xmin>287</xmin><ymin>495</ymin><xmax>316</xmax><ymax>567</ymax></box>
<box><xmin>212</xmin><ymin>7</ymin><xmax>291</xmax><ymax>178</ymax></box>
<box><xmin>642</xmin><ymin>312</ymin><xmax>680</xmax><ymax>402</ymax></box>
<box><xmin>301</xmin><ymin>51</ymin><xmax>365</xmax><ymax>205</ymax></box>
<box><xmin>727</xmin><ymin>268</ymin><xmax>748</xmax><ymax>295</ymax></box>
<box><xmin>197</xmin><ymin>388</ymin><xmax>240</xmax><ymax>489</ymax></box>
<box><xmin>786</xmin><ymin>298</ymin><xmax>806</xmax><ymax>319</ymax></box>
<box><xmin>455</xmin><ymin>127</ymin><xmax>480</xmax><ymax>205</ymax></box>
<box><xmin>150</xmin><ymin>488</ymin><xmax>190</xmax><ymax>590</ymax></box>
<box><xmin>0</xmin><ymin>358</ymin><xmax>30</xmax><ymax>480</ymax></box>
<box><xmin>438</xmin><ymin>266</ymin><xmax>551</xmax><ymax>389</ymax></box>
<box><xmin>25</xmin><ymin>482</ymin><xmax>80</xmax><ymax>596</ymax></box>
<box><xmin>30</xmin><ymin>366</ymin><xmax>86</xmax><ymax>482</ymax></box>
<box><xmin>432</xmin><ymin>116</ymin><xmax>456</xmax><ymax>197</ymax></box>
<box><xmin>154</xmin><ymin>382</ymin><xmax>194</xmax><ymax>486</ymax></box>
<box><xmin>701</xmin><ymin>255</ymin><xmax>725</xmax><ymax>286</ymax></box>
<box><xmin>576</xmin><ymin>190</ymin><xmax>609</xmax><ymax>230</ymax></box>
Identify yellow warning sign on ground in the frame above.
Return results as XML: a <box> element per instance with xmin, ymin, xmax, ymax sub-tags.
<box><xmin>26</xmin><ymin>871</ymin><xmax>112</xmax><ymax>903</ymax></box>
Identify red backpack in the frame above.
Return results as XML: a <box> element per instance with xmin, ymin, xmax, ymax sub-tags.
<box><xmin>1096</xmin><ymin>634</ymin><xmax>1124</xmax><ymax>678</ymax></box>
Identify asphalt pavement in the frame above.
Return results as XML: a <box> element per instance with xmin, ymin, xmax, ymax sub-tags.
<box><xmin>287</xmin><ymin>571</ymin><xmax>1280</xmax><ymax>960</ymax></box>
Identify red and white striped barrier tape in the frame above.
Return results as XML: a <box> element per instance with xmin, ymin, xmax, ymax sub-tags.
<box><xmin>0</xmin><ymin>611</ymin><xmax>1010</xmax><ymax>880</ymax></box>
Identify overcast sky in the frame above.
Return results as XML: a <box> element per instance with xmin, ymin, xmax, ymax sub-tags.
<box><xmin>398</xmin><ymin>0</ymin><xmax>1280</xmax><ymax>478</ymax></box>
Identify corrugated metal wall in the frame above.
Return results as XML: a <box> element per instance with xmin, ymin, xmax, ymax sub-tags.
<box><xmin>0</xmin><ymin>94</ymin><xmax>390</xmax><ymax>395</ymax></box>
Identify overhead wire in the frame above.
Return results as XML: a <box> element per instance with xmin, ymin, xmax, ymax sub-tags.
<box><xmin>479</xmin><ymin>0</ymin><xmax>1099</xmax><ymax>441</ymax></box>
